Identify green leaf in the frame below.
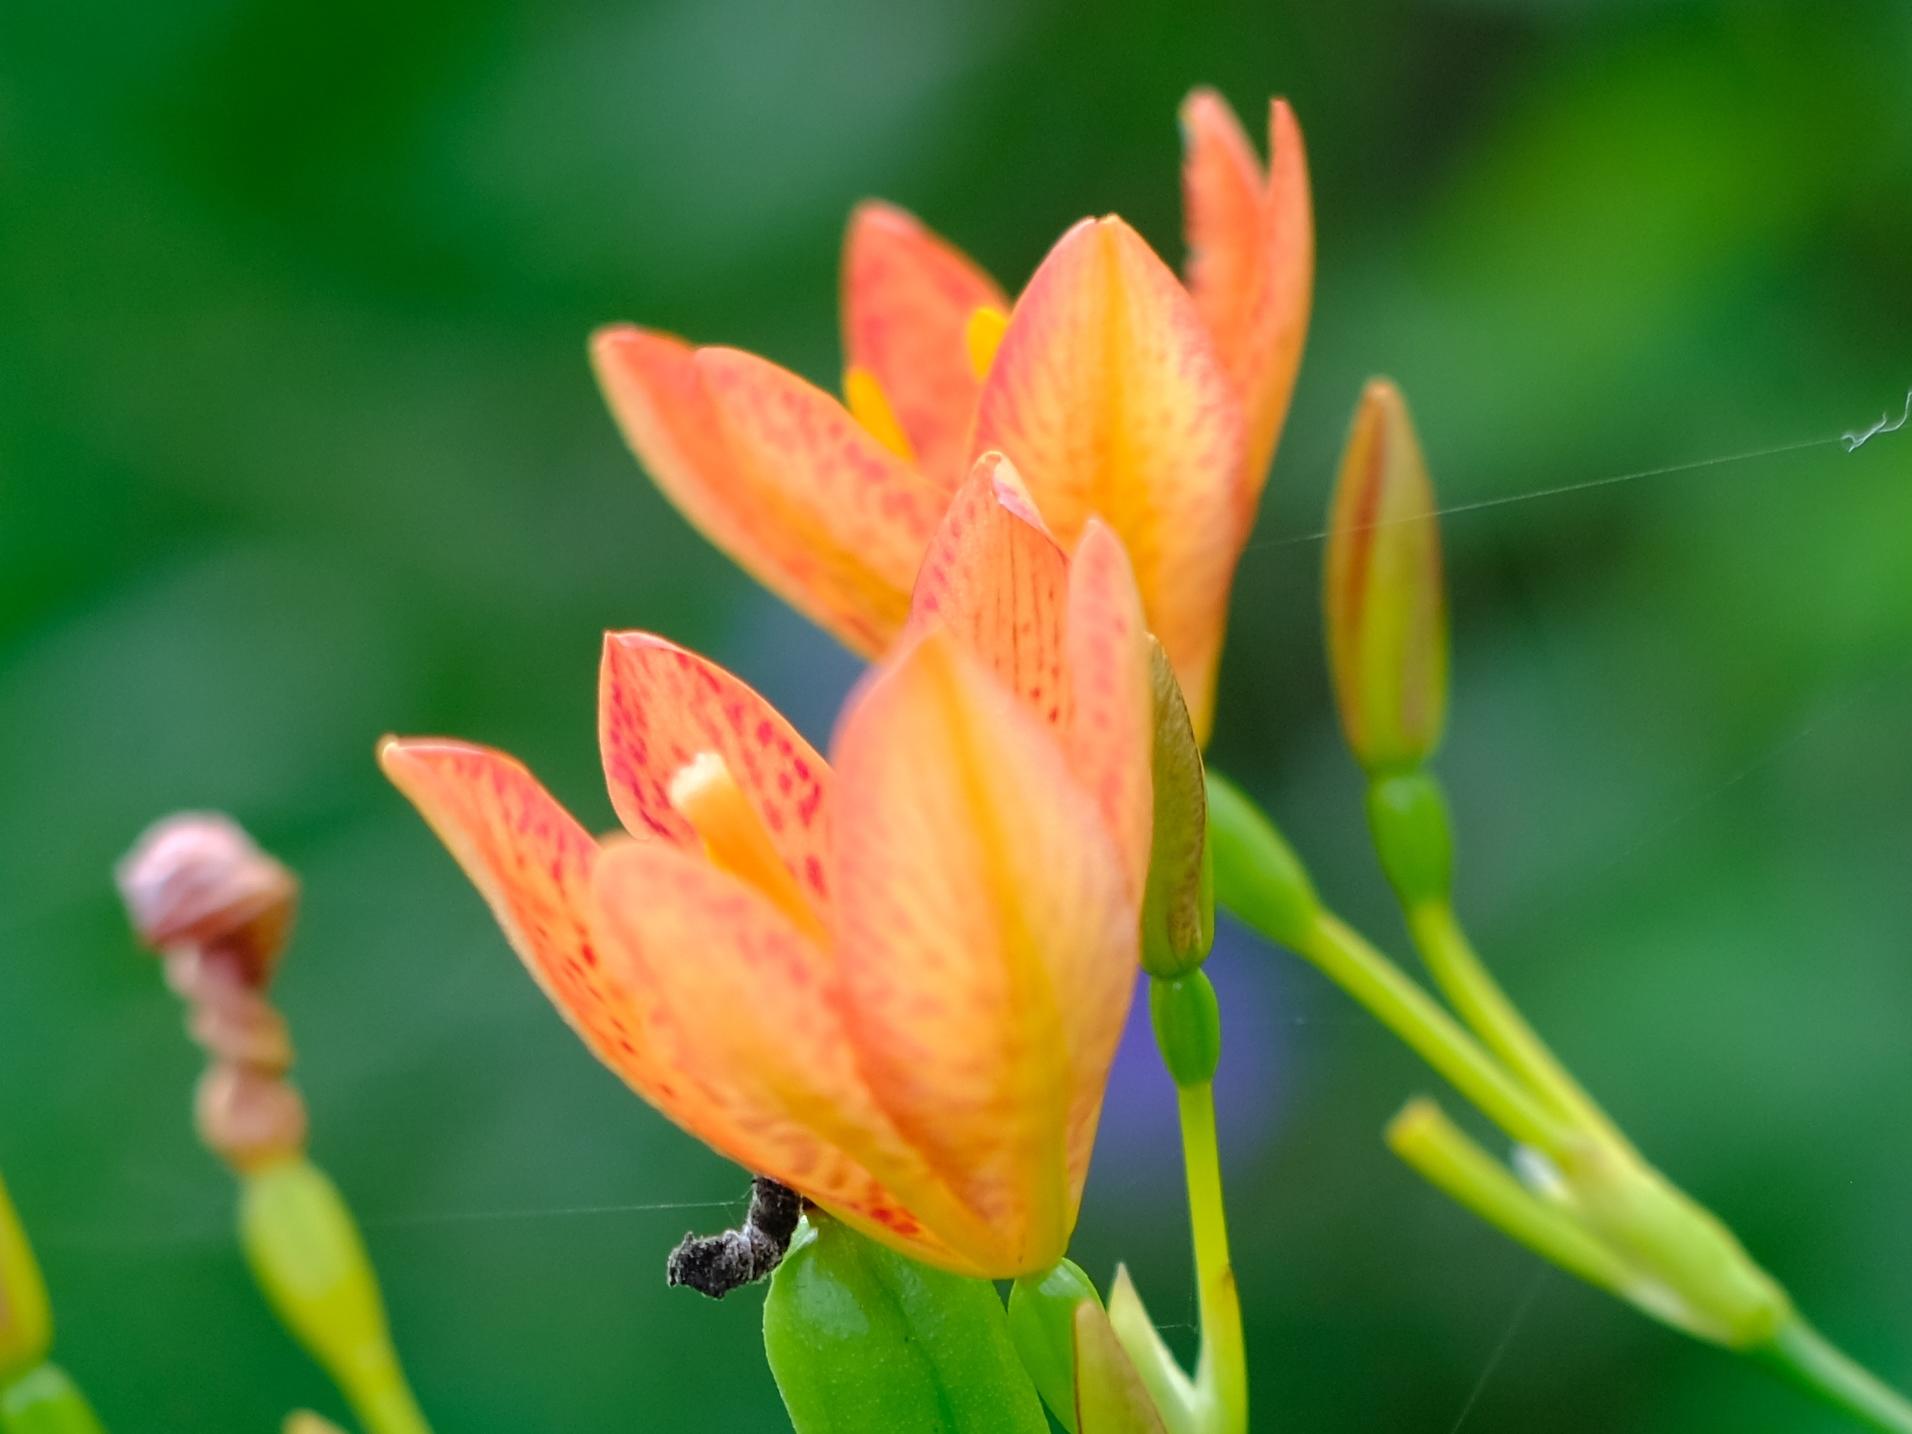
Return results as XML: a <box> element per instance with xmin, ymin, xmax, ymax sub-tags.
<box><xmin>763</xmin><ymin>1218</ymin><xmax>1049</xmax><ymax>1434</ymax></box>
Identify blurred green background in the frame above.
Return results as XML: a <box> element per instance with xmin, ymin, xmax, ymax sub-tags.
<box><xmin>4</xmin><ymin>0</ymin><xmax>1909</xmax><ymax>1428</ymax></box>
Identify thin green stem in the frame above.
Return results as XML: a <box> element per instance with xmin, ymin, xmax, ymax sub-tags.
<box><xmin>1176</xmin><ymin>1082</ymin><xmax>1246</xmax><ymax>1434</ymax></box>
<box><xmin>1406</xmin><ymin>901</ymin><xmax>1631</xmax><ymax>1152</ymax></box>
<box><xmin>1757</xmin><ymin>1320</ymin><xmax>1912</xmax><ymax>1433</ymax></box>
<box><xmin>1386</xmin><ymin>1098</ymin><xmax>1636</xmax><ymax>1301</ymax></box>
<box><xmin>1292</xmin><ymin>912</ymin><xmax>1569</xmax><ymax>1155</ymax></box>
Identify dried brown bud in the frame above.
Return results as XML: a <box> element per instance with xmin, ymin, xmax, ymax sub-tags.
<box><xmin>195</xmin><ymin>1064</ymin><xmax>309</xmax><ymax>1171</ymax></box>
<box><xmin>116</xmin><ymin>813</ymin><xmax>299</xmax><ymax>987</ymax></box>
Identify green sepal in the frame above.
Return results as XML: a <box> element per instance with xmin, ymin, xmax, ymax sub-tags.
<box><xmin>1365</xmin><ymin>770</ymin><xmax>1453</xmax><ymax>908</ymax></box>
<box><xmin>1073</xmin><ymin>1301</ymin><xmax>1168</xmax><ymax>1434</ymax></box>
<box><xmin>1148</xmin><ymin>974</ymin><xmax>1221</xmax><ymax>1089</ymax></box>
<box><xmin>1205</xmin><ymin>773</ymin><xmax>1319</xmax><ymax>949</ymax></box>
<box><xmin>1140</xmin><ymin>641</ymin><xmax>1215</xmax><ymax>978</ymax></box>
<box><xmin>1007</xmin><ymin>1259</ymin><xmax>1101</xmax><ymax>1432</ymax></box>
<box><xmin>0</xmin><ymin>1365</ymin><xmax>107</xmax><ymax>1434</ymax></box>
<box><xmin>764</xmin><ymin>1217</ymin><xmax>1048</xmax><ymax>1434</ymax></box>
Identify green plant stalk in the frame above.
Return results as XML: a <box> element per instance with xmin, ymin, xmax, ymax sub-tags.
<box><xmin>1757</xmin><ymin>1321</ymin><xmax>1912</xmax><ymax>1434</ymax></box>
<box><xmin>0</xmin><ymin>1364</ymin><xmax>107</xmax><ymax>1434</ymax></box>
<box><xmin>1220</xmin><ymin>775</ymin><xmax>1912</xmax><ymax>1430</ymax></box>
<box><xmin>1385</xmin><ymin>1098</ymin><xmax>1637</xmax><ymax>1302</ymax></box>
<box><xmin>240</xmin><ymin>1157</ymin><xmax>430</xmax><ymax>1434</ymax></box>
<box><xmin>1176</xmin><ymin>1081</ymin><xmax>1245</xmax><ymax>1434</ymax></box>
<box><xmin>1406</xmin><ymin>895</ymin><xmax>1629</xmax><ymax>1154</ymax></box>
<box><xmin>1290</xmin><ymin>912</ymin><xmax>1567</xmax><ymax>1155</ymax></box>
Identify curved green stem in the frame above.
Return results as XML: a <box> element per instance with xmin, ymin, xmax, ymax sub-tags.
<box><xmin>1406</xmin><ymin>900</ymin><xmax>1631</xmax><ymax>1154</ymax></box>
<box><xmin>1290</xmin><ymin>912</ymin><xmax>1569</xmax><ymax>1156</ymax></box>
<box><xmin>1758</xmin><ymin>1321</ymin><xmax>1912</xmax><ymax>1433</ymax></box>
<box><xmin>1176</xmin><ymin>1081</ymin><xmax>1245</xmax><ymax>1434</ymax></box>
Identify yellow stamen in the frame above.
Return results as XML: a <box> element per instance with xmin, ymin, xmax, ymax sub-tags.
<box><xmin>668</xmin><ymin>753</ymin><xmax>825</xmax><ymax>941</ymax></box>
<box><xmin>843</xmin><ymin>365</ymin><xmax>915</xmax><ymax>462</ymax></box>
<box><xmin>964</xmin><ymin>305</ymin><xmax>1009</xmax><ymax>381</ymax></box>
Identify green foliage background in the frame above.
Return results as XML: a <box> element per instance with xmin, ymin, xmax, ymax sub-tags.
<box><xmin>3</xmin><ymin>1</ymin><xmax>1908</xmax><ymax>1429</ymax></box>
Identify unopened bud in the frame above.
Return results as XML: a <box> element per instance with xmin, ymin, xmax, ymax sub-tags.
<box><xmin>1324</xmin><ymin>379</ymin><xmax>1448</xmax><ymax>774</ymax></box>
<box><xmin>0</xmin><ymin>1172</ymin><xmax>53</xmax><ymax>1381</ymax></box>
<box><xmin>117</xmin><ymin>813</ymin><xmax>299</xmax><ymax>987</ymax></box>
<box><xmin>1139</xmin><ymin>641</ymin><xmax>1215</xmax><ymax>978</ymax></box>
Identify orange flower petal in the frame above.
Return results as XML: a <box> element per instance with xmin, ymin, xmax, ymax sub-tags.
<box><xmin>376</xmin><ymin>739</ymin><xmax>671</xmax><ymax>1098</ymax></box>
<box><xmin>906</xmin><ymin>452</ymin><xmax>1071</xmax><ymax>725</ymax></box>
<box><xmin>830</xmin><ymin>633</ymin><xmax>1138</xmax><ymax>1273</ymax></box>
<box><xmin>842</xmin><ymin>201</ymin><xmax>1008</xmax><ymax>489</ymax></box>
<box><xmin>1062</xmin><ymin>520</ymin><xmax>1155</xmax><ymax>898</ymax></box>
<box><xmin>590</xmin><ymin>838</ymin><xmax>997</xmax><ymax>1273</ymax></box>
<box><xmin>973</xmin><ymin>217</ymin><xmax>1246</xmax><ymax>739</ymax></box>
<box><xmin>1181</xmin><ymin>91</ymin><xmax>1314</xmax><ymax>508</ymax></box>
<box><xmin>592</xmin><ymin>329</ymin><xmax>945</xmax><ymax>656</ymax></box>
<box><xmin>598</xmin><ymin>631</ymin><xmax>833</xmax><ymax>912</ymax></box>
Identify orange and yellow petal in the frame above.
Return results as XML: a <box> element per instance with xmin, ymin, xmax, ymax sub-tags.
<box><xmin>1061</xmin><ymin>521</ymin><xmax>1155</xmax><ymax>900</ymax></box>
<box><xmin>842</xmin><ymin>201</ymin><xmax>1008</xmax><ymax>489</ymax></box>
<box><xmin>907</xmin><ymin>453</ymin><xmax>1071</xmax><ymax>725</ymax></box>
<box><xmin>376</xmin><ymin>739</ymin><xmax>672</xmax><ymax>1098</ymax></box>
<box><xmin>1181</xmin><ymin>91</ymin><xmax>1313</xmax><ymax>509</ymax></box>
<box><xmin>830</xmin><ymin>633</ymin><xmax>1138</xmax><ymax>1272</ymax></box>
<box><xmin>592</xmin><ymin>329</ymin><xmax>946</xmax><ymax>656</ymax></box>
<box><xmin>598</xmin><ymin>631</ymin><xmax>834</xmax><ymax>912</ymax></box>
<box><xmin>589</xmin><ymin>839</ymin><xmax>997</xmax><ymax>1273</ymax></box>
<box><xmin>972</xmin><ymin>217</ymin><xmax>1246</xmax><ymax>739</ymax></box>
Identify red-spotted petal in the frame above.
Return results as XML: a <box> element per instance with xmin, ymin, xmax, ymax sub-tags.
<box><xmin>377</xmin><ymin>739</ymin><xmax>677</xmax><ymax>1099</ymax></box>
<box><xmin>830</xmin><ymin>633</ymin><xmax>1138</xmax><ymax>1273</ymax></box>
<box><xmin>906</xmin><ymin>452</ymin><xmax>1070</xmax><ymax>725</ymax></box>
<box><xmin>592</xmin><ymin>329</ymin><xmax>947</xmax><ymax>656</ymax></box>
<box><xmin>590</xmin><ymin>838</ymin><xmax>997</xmax><ymax>1273</ymax></box>
<box><xmin>1062</xmin><ymin>521</ymin><xmax>1155</xmax><ymax>898</ymax></box>
<box><xmin>1182</xmin><ymin>91</ymin><xmax>1313</xmax><ymax>509</ymax></box>
<box><xmin>972</xmin><ymin>217</ymin><xmax>1246</xmax><ymax>739</ymax></box>
<box><xmin>598</xmin><ymin>632</ymin><xmax>833</xmax><ymax>911</ymax></box>
<box><xmin>843</xmin><ymin>201</ymin><xmax>1008</xmax><ymax>489</ymax></box>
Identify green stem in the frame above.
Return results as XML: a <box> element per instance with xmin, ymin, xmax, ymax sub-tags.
<box><xmin>1291</xmin><ymin>912</ymin><xmax>1568</xmax><ymax>1155</ymax></box>
<box><xmin>1176</xmin><ymin>1082</ymin><xmax>1246</xmax><ymax>1434</ymax></box>
<box><xmin>1385</xmin><ymin>1098</ymin><xmax>1636</xmax><ymax>1301</ymax></box>
<box><xmin>1757</xmin><ymin>1320</ymin><xmax>1912</xmax><ymax>1433</ymax></box>
<box><xmin>0</xmin><ymin>1363</ymin><xmax>107</xmax><ymax>1434</ymax></box>
<box><xmin>1406</xmin><ymin>900</ymin><xmax>1631</xmax><ymax>1154</ymax></box>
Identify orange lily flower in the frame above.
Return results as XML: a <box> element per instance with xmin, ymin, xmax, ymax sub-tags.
<box><xmin>380</xmin><ymin>461</ymin><xmax>1152</xmax><ymax>1277</ymax></box>
<box><xmin>592</xmin><ymin>89</ymin><xmax>1310</xmax><ymax>739</ymax></box>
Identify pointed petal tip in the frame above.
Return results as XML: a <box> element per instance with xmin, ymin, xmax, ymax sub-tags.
<box><xmin>847</xmin><ymin>197</ymin><xmax>922</xmax><ymax>236</ymax></box>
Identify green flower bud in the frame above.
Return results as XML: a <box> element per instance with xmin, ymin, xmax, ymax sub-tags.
<box><xmin>1324</xmin><ymin>379</ymin><xmax>1448</xmax><ymax>775</ymax></box>
<box><xmin>1149</xmin><ymin>973</ymin><xmax>1222</xmax><ymax>1089</ymax></box>
<box><xmin>239</xmin><ymin>1158</ymin><xmax>430</xmax><ymax>1434</ymax></box>
<box><xmin>1366</xmin><ymin>770</ymin><xmax>1453</xmax><ymax>908</ymax></box>
<box><xmin>1007</xmin><ymin>1259</ymin><xmax>1101</xmax><ymax>1432</ymax></box>
<box><xmin>1141</xmin><ymin>641</ymin><xmax>1215</xmax><ymax>978</ymax></box>
<box><xmin>764</xmin><ymin>1217</ymin><xmax>1048</xmax><ymax>1434</ymax></box>
<box><xmin>0</xmin><ymin>1175</ymin><xmax>51</xmax><ymax>1384</ymax></box>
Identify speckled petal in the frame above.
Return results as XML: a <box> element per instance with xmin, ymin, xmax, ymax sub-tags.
<box><xmin>972</xmin><ymin>217</ymin><xmax>1246</xmax><ymax>739</ymax></box>
<box><xmin>1181</xmin><ymin>91</ymin><xmax>1313</xmax><ymax>509</ymax></box>
<box><xmin>831</xmin><ymin>633</ymin><xmax>1138</xmax><ymax>1272</ymax></box>
<box><xmin>843</xmin><ymin>201</ymin><xmax>1008</xmax><ymax>488</ymax></box>
<box><xmin>598</xmin><ymin>631</ymin><xmax>833</xmax><ymax>912</ymax></box>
